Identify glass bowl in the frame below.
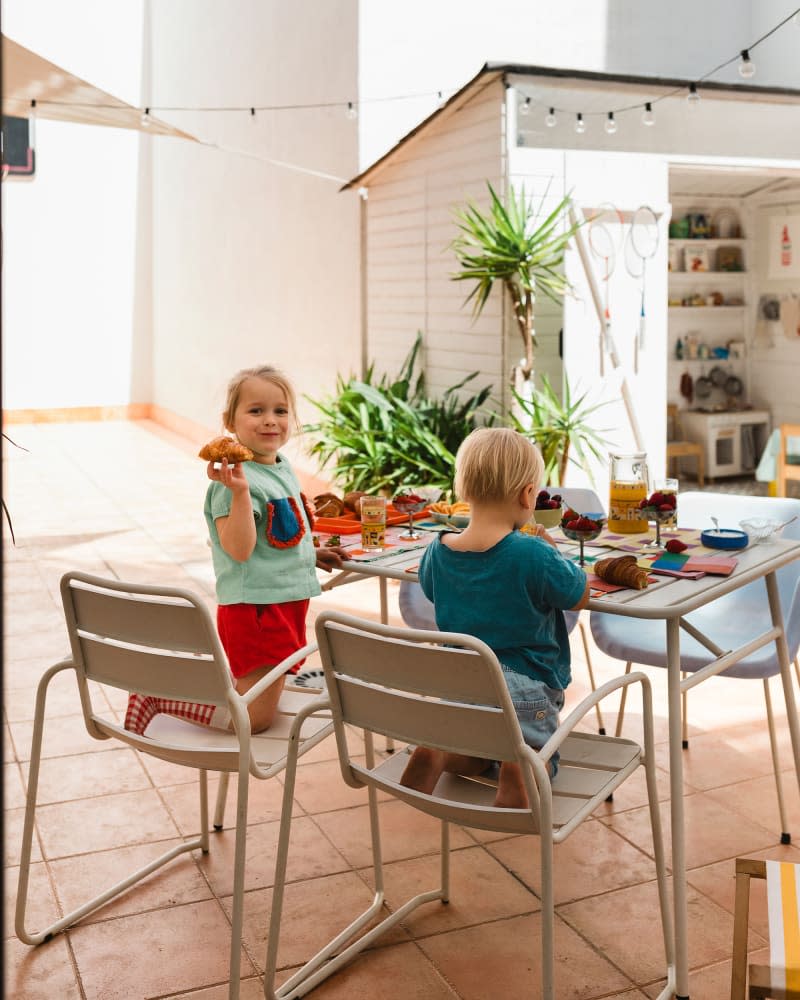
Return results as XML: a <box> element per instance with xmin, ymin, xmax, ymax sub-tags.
<box><xmin>561</xmin><ymin>525</ymin><xmax>603</xmax><ymax>544</ymax></box>
<box><xmin>739</xmin><ymin>517</ymin><xmax>783</xmax><ymax>544</ymax></box>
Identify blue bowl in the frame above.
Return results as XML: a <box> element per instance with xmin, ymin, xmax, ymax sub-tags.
<box><xmin>700</xmin><ymin>528</ymin><xmax>749</xmax><ymax>550</ymax></box>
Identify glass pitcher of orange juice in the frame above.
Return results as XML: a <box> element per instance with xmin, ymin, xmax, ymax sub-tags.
<box><xmin>608</xmin><ymin>452</ymin><xmax>649</xmax><ymax>533</ymax></box>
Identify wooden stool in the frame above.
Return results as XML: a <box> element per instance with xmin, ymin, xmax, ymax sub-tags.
<box><xmin>731</xmin><ymin>857</ymin><xmax>800</xmax><ymax>999</ymax></box>
<box><xmin>667</xmin><ymin>404</ymin><xmax>705</xmax><ymax>486</ymax></box>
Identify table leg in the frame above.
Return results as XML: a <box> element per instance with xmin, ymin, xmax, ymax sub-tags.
<box><xmin>667</xmin><ymin>615</ymin><xmax>690</xmax><ymax>999</ymax></box>
<box><xmin>765</xmin><ymin>572</ymin><xmax>800</xmax><ymax>804</ymax></box>
<box><xmin>378</xmin><ymin>577</ymin><xmax>395</xmax><ymax>752</ymax></box>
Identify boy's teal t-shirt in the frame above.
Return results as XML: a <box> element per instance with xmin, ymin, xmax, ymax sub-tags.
<box><xmin>418</xmin><ymin>531</ymin><xmax>586</xmax><ymax>690</ymax></box>
<box><xmin>204</xmin><ymin>456</ymin><xmax>320</xmax><ymax>605</ymax></box>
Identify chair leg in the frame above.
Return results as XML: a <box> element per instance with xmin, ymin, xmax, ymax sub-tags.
<box><xmin>578</xmin><ymin>621</ymin><xmax>606</xmax><ymax>734</ymax></box>
<box><xmin>763</xmin><ymin>678</ymin><xmax>791</xmax><ymax>844</ymax></box>
<box><xmin>540</xmin><ymin>828</ymin><xmax>555</xmax><ymax>1000</ymax></box>
<box><xmin>614</xmin><ymin>662</ymin><xmax>633</xmax><ymax>737</ymax></box>
<box><xmin>265</xmin><ymin>733</ymin><xmax>446</xmax><ymax>999</ymax></box>
<box><xmin>226</xmin><ymin>755</ymin><xmax>251</xmax><ymax>1000</ymax></box>
<box><xmin>199</xmin><ymin>770</ymin><xmax>210</xmax><ymax>853</ymax></box>
<box><xmin>681</xmin><ymin>672</ymin><xmax>689</xmax><ymax>749</ymax></box>
<box><xmin>16</xmin><ymin>664</ymin><xmax>207</xmax><ymax>946</ymax></box>
<box><xmin>214</xmin><ymin>771</ymin><xmax>230</xmax><ymax>831</ymax></box>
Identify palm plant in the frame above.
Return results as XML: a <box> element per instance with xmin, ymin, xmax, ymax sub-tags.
<box><xmin>304</xmin><ymin>333</ymin><xmax>497</xmax><ymax>496</ymax></box>
<box><xmin>450</xmin><ymin>181</ymin><xmax>582</xmax><ymax>385</ymax></box>
<box><xmin>510</xmin><ymin>375</ymin><xmax>612</xmax><ymax>488</ymax></box>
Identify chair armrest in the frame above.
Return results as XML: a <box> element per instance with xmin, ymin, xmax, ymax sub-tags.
<box><xmin>240</xmin><ymin>641</ymin><xmax>319</xmax><ymax>706</ymax></box>
<box><xmin>537</xmin><ymin>671</ymin><xmax>651</xmax><ymax>763</ymax></box>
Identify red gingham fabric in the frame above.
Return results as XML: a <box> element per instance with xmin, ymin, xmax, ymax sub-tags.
<box><xmin>124</xmin><ymin>693</ymin><xmax>217</xmax><ymax>736</ymax></box>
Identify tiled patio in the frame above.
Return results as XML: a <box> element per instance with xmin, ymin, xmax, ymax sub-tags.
<box><xmin>4</xmin><ymin>419</ymin><xmax>799</xmax><ymax>999</ymax></box>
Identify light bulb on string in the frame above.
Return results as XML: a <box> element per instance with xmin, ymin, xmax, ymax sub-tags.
<box><xmin>520</xmin><ymin>96</ymin><xmax>531</xmax><ymax>116</ymax></box>
<box><xmin>575</xmin><ymin>112</ymin><xmax>586</xmax><ymax>134</ymax></box>
<box><xmin>738</xmin><ymin>49</ymin><xmax>756</xmax><ymax>78</ymax></box>
<box><xmin>545</xmin><ymin>107</ymin><xmax>557</xmax><ymax>127</ymax></box>
<box><xmin>642</xmin><ymin>102</ymin><xmax>655</xmax><ymax>126</ymax></box>
<box><xmin>249</xmin><ymin>107</ymin><xmax>256</xmax><ymax>122</ymax></box>
<box><xmin>345</xmin><ymin>101</ymin><xmax>358</xmax><ymax>120</ymax></box>
<box><xmin>141</xmin><ymin>107</ymin><xmax>151</xmax><ymax>127</ymax></box>
<box><xmin>28</xmin><ymin>99</ymin><xmax>37</xmax><ymax>146</ymax></box>
<box><xmin>686</xmin><ymin>83</ymin><xmax>700</xmax><ymax>108</ymax></box>
<box><xmin>604</xmin><ymin>112</ymin><xmax>617</xmax><ymax>134</ymax></box>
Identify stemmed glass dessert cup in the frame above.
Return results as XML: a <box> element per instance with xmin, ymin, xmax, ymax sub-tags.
<box><xmin>393</xmin><ymin>496</ymin><xmax>427</xmax><ymax>541</ymax></box>
<box><xmin>641</xmin><ymin>507</ymin><xmax>674</xmax><ymax>549</ymax></box>
<box><xmin>561</xmin><ymin>523</ymin><xmax>603</xmax><ymax>567</ymax></box>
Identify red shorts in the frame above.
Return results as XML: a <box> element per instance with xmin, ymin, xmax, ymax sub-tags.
<box><xmin>216</xmin><ymin>600</ymin><xmax>310</xmax><ymax>678</ymax></box>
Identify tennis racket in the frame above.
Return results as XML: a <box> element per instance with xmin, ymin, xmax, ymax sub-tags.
<box><xmin>588</xmin><ymin>204</ymin><xmax>624</xmax><ymax>376</ymax></box>
<box><xmin>628</xmin><ymin>205</ymin><xmax>659</xmax><ymax>371</ymax></box>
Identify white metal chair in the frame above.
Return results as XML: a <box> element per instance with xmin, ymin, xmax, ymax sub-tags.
<box><xmin>399</xmin><ymin>484</ymin><xmax>608</xmax><ymax>732</ymax></box>
<box><xmin>265</xmin><ymin>611</ymin><xmax>675</xmax><ymax>1000</ymax></box>
<box><xmin>590</xmin><ymin>492</ymin><xmax>800</xmax><ymax>843</ymax></box>
<box><xmin>15</xmin><ymin>571</ymin><xmax>334</xmax><ymax>1000</ymax></box>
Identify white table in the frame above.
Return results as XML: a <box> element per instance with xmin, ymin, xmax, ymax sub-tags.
<box><xmin>320</xmin><ymin>529</ymin><xmax>800</xmax><ymax>998</ymax></box>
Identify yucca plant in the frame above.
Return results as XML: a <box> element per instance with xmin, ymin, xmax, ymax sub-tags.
<box><xmin>304</xmin><ymin>333</ymin><xmax>497</xmax><ymax>497</ymax></box>
<box><xmin>510</xmin><ymin>375</ymin><xmax>612</xmax><ymax>488</ymax></box>
<box><xmin>450</xmin><ymin>181</ymin><xmax>582</xmax><ymax>385</ymax></box>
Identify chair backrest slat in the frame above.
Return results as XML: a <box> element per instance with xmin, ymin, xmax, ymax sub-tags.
<box><xmin>335</xmin><ymin>675</ymin><xmax>517</xmax><ymax>761</ymax></box>
<box><xmin>77</xmin><ymin>634</ymin><xmax>229</xmax><ymax>702</ymax></box>
<box><xmin>62</xmin><ymin>573</ymin><xmax>232</xmax><ymax>703</ymax></box>
<box><xmin>69</xmin><ymin>584</ymin><xmax>214</xmax><ymax>654</ymax></box>
<box><xmin>325</xmin><ymin>625</ymin><xmax>502</xmax><ymax>704</ymax></box>
<box><xmin>318</xmin><ymin>614</ymin><xmax>526</xmax><ymax>766</ymax></box>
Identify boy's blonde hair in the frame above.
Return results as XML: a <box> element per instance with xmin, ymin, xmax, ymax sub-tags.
<box><xmin>222</xmin><ymin>365</ymin><xmax>300</xmax><ymax>432</ymax></box>
<box><xmin>455</xmin><ymin>428</ymin><xmax>544</xmax><ymax>503</ymax></box>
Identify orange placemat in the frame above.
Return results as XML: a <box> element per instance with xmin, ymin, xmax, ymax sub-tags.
<box><xmin>314</xmin><ymin>505</ymin><xmax>429</xmax><ymax>535</ymax></box>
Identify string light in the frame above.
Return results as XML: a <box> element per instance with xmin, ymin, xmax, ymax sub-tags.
<box><xmin>642</xmin><ymin>102</ymin><xmax>655</xmax><ymax>126</ymax></box>
<box><xmin>686</xmin><ymin>83</ymin><xmax>700</xmax><ymax>108</ymax></box>
<box><xmin>738</xmin><ymin>49</ymin><xmax>756</xmax><ymax>78</ymax></box>
<box><xmin>345</xmin><ymin>101</ymin><xmax>358</xmax><ymax>120</ymax></box>
<box><xmin>574</xmin><ymin>112</ymin><xmax>586</xmax><ymax>134</ymax></box>
<box><xmin>141</xmin><ymin>107</ymin><xmax>151</xmax><ymax>127</ymax></box>
<box><xmin>545</xmin><ymin>107</ymin><xmax>557</xmax><ymax>127</ymax></box>
<box><xmin>604</xmin><ymin>111</ymin><xmax>617</xmax><ymax>134</ymax></box>
<box><xmin>249</xmin><ymin>107</ymin><xmax>256</xmax><ymax>121</ymax></box>
<box><xmin>28</xmin><ymin>99</ymin><xmax>36</xmax><ymax>146</ymax></box>
<box><xmin>520</xmin><ymin>96</ymin><xmax>531</xmax><ymax>116</ymax></box>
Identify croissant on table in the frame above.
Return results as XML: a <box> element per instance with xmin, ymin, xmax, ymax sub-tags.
<box><xmin>593</xmin><ymin>555</ymin><xmax>650</xmax><ymax>590</ymax></box>
<box><xmin>198</xmin><ymin>436</ymin><xmax>254</xmax><ymax>463</ymax></box>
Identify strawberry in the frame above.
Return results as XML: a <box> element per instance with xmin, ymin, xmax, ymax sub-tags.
<box><xmin>649</xmin><ymin>492</ymin><xmax>665</xmax><ymax>507</ymax></box>
<box><xmin>550</xmin><ymin>494</ymin><xmax>562</xmax><ymax>503</ymax></box>
<box><xmin>658</xmin><ymin>503</ymin><xmax>674</xmax><ymax>513</ymax></box>
<box><xmin>547</xmin><ymin>499</ymin><xmax>560</xmax><ymax>509</ymax></box>
<box><xmin>563</xmin><ymin>508</ymin><xmax>578</xmax><ymax>522</ymax></box>
<box><xmin>566</xmin><ymin>519</ymin><xmax>581</xmax><ymax>530</ymax></box>
<box><xmin>666</xmin><ymin>539</ymin><xmax>687</xmax><ymax>553</ymax></box>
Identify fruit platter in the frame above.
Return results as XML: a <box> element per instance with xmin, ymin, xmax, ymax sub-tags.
<box><xmin>560</xmin><ymin>509</ymin><xmax>605</xmax><ymax>566</ymax></box>
<box><xmin>638</xmin><ymin>490</ymin><xmax>678</xmax><ymax>549</ymax></box>
<box><xmin>428</xmin><ymin>500</ymin><xmax>471</xmax><ymax>529</ymax></box>
<box><xmin>532</xmin><ymin>490</ymin><xmax>563</xmax><ymax>528</ymax></box>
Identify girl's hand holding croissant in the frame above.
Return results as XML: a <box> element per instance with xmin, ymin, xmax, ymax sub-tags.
<box><xmin>207</xmin><ymin>458</ymin><xmax>250</xmax><ymax>495</ymax></box>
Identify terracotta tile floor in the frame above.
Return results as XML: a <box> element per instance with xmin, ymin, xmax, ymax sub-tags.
<box><xmin>4</xmin><ymin>420</ymin><xmax>800</xmax><ymax>999</ymax></box>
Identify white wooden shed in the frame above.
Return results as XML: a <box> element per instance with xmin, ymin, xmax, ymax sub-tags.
<box><xmin>343</xmin><ymin>63</ymin><xmax>800</xmax><ymax>494</ymax></box>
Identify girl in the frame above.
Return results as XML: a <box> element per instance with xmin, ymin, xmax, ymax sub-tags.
<box><xmin>125</xmin><ymin>365</ymin><xmax>347</xmax><ymax>736</ymax></box>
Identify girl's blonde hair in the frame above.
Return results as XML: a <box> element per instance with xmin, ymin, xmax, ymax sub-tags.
<box><xmin>455</xmin><ymin>428</ymin><xmax>544</xmax><ymax>503</ymax></box>
<box><xmin>222</xmin><ymin>365</ymin><xmax>300</xmax><ymax>432</ymax></box>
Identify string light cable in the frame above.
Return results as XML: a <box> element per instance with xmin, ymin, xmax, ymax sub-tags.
<box><xmin>514</xmin><ymin>5</ymin><xmax>800</xmax><ymax>130</ymax></box>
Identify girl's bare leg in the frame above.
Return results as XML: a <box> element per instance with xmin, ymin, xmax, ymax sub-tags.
<box><xmin>235</xmin><ymin>666</ymin><xmax>286</xmax><ymax>734</ymax></box>
<box><xmin>493</xmin><ymin>761</ymin><xmax>530</xmax><ymax>809</ymax></box>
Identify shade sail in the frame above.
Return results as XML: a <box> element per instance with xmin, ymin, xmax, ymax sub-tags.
<box><xmin>2</xmin><ymin>35</ymin><xmax>196</xmax><ymax>141</ymax></box>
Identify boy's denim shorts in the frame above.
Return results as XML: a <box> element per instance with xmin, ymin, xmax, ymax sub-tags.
<box><xmin>501</xmin><ymin>665</ymin><xmax>565</xmax><ymax>778</ymax></box>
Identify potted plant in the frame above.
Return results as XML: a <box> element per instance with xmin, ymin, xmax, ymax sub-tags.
<box><xmin>510</xmin><ymin>374</ymin><xmax>611</xmax><ymax>489</ymax></box>
<box><xmin>449</xmin><ymin>181</ymin><xmax>583</xmax><ymax>394</ymax></box>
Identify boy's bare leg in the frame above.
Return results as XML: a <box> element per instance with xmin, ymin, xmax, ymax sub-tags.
<box><xmin>235</xmin><ymin>667</ymin><xmax>286</xmax><ymax>734</ymax></box>
<box><xmin>401</xmin><ymin>748</ymin><xmax>490</xmax><ymax>794</ymax></box>
<box><xmin>493</xmin><ymin>761</ymin><xmax>530</xmax><ymax>809</ymax></box>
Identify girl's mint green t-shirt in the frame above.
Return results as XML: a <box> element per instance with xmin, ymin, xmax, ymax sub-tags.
<box><xmin>204</xmin><ymin>456</ymin><xmax>320</xmax><ymax>606</ymax></box>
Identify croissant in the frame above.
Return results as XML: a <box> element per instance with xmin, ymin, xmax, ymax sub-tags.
<box><xmin>594</xmin><ymin>555</ymin><xmax>650</xmax><ymax>590</ymax></box>
<box><xmin>313</xmin><ymin>492</ymin><xmax>344</xmax><ymax>517</ymax></box>
<box><xmin>198</xmin><ymin>436</ymin><xmax>254</xmax><ymax>463</ymax></box>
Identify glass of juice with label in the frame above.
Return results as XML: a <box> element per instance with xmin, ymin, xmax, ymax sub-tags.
<box><xmin>608</xmin><ymin>452</ymin><xmax>650</xmax><ymax>533</ymax></box>
<box><xmin>360</xmin><ymin>496</ymin><xmax>387</xmax><ymax>551</ymax></box>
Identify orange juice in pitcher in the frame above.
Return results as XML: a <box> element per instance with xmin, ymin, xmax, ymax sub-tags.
<box><xmin>608</xmin><ymin>452</ymin><xmax>649</xmax><ymax>533</ymax></box>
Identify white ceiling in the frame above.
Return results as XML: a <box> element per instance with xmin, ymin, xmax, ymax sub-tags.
<box><xmin>668</xmin><ymin>164</ymin><xmax>800</xmax><ymax>201</ymax></box>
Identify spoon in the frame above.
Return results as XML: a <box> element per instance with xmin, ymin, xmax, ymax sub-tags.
<box><xmin>711</xmin><ymin>516</ymin><xmax>720</xmax><ymax>533</ymax></box>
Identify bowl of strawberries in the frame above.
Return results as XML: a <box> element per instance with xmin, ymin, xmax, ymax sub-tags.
<box><xmin>560</xmin><ymin>509</ymin><xmax>605</xmax><ymax>566</ymax></box>
<box><xmin>531</xmin><ymin>489</ymin><xmax>563</xmax><ymax>529</ymax></box>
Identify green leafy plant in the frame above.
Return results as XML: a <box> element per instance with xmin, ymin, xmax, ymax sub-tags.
<box><xmin>304</xmin><ymin>333</ymin><xmax>497</xmax><ymax>496</ymax></box>
<box><xmin>510</xmin><ymin>375</ymin><xmax>612</xmax><ymax>488</ymax></box>
<box><xmin>450</xmin><ymin>181</ymin><xmax>582</xmax><ymax>384</ymax></box>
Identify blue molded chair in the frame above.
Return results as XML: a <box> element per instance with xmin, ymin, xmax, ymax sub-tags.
<box><xmin>590</xmin><ymin>492</ymin><xmax>800</xmax><ymax>842</ymax></box>
<box><xmin>399</xmin><ymin>487</ymin><xmax>607</xmax><ymax>732</ymax></box>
